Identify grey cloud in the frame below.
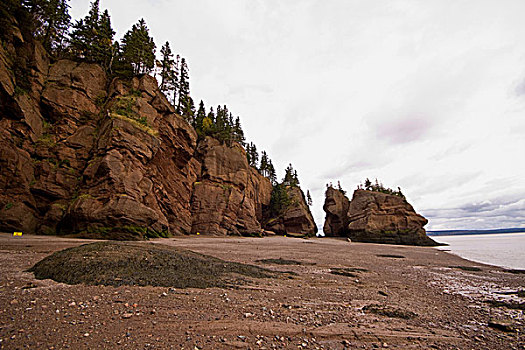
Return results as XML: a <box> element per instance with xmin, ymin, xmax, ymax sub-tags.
<box><xmin>515</xmin><ymin>77</ymin><xmax>525</xmax><ymax>96</ymax></box>
<box><xmin>423</xmin><ymin>194</ymin><xmax>525</xmax><ymax>230</ymax></box>
<box><xmin>321</xmin><ymin>159</ymin><xmax>374</xmax><ymax>179</ymax></box>
<box><xmin>373</xmin><ymin>115</ymin><xmax>432</xmax><ymax>145</ymax></box>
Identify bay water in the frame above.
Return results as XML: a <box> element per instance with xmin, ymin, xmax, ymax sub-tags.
<box><xmin>432</xmin><ymin>232</ymin><xmax>525</xmax><ymax>269</ymax></box>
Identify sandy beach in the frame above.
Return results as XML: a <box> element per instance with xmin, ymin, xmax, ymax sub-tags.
<box><xmin>0</xmin><ymin>233</ymin><xmax>523</xmax><ymax>349</ymax></box>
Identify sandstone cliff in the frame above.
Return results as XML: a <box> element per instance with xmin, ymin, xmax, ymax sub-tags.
<box><xmin>323</xmin><ymin>187</ymin><xmax>438</xmax><ymax>246</ymax></box>
<box><xmin>323</xmin><ymin>186</ymin><xmax>350</xmax><ymax>236</ymax></box>
<box><xmin>0</xmin><ymin>21</ymin><xmax>312</xmax><ymax>239</ymax></box>
<box><xmin>264</xmin><ymin>186</ymin><xmax>318</xmax><ymax>237</ymax></box>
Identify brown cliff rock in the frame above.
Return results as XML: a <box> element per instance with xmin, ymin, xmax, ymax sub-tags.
<box><xmin>323</xmin><ymin>188</ymin><xmax>438</xmax><ymax>246</ymax></box>
<box><xmin>0</xmin><ymin>19</ymin><xmax>314</xmax><ymax>239</ymax></box>
<box><xmin>61</xmin><ymin>75</ymin><xmax>200</xmax><ymax>239</ymax></box>
<box><xmin>190</xmin><ymin>137</ymin><xmax>273</xmax><ymax>236</ymax></box>
<box><xmin>323</xmin><ymin>186</ymin><xmax>350</xmax><ymax>236</ymax></box>
<box><xmin>264</xmin><ymin>186</ymin><xmax>318</xmax><ymax>237</ymax></box>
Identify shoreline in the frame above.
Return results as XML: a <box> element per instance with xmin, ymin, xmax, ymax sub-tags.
<box><xmin>432</xmin><ymin>232</ymin><xmax>525</xmax><ymax>270</ymax></box>
<box><xmin>0</xmin><ymin>233</ymin><xmax>523</xmax><ymax>349</ymax></box>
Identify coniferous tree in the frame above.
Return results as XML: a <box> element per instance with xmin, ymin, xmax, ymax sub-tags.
<box><xmin>283</xmin><ymin>163</ymin><xmax>299</xmax><ymax>187</ymax></box>
<box><xmin>233</xmin><ymin>116</ymin><xmax>245</xmax><ymax>144</ymax></box>
<box><xmin>269</xmin><ymin>183</ymin><xmax>292</xmax><ymax>217</ymax></box>
<box><xmin>267</xmin><ymin>159</ymin><xmax>277</xmax><ymax>185</ymax></box>
<box><xmin>69</xmin><ymin>1</ymin><xmax>115</xmax><ymax>70</ymax></box>
<box><xmin>195</xmin><ymin>100</ymin><xmax>206</xmax><ymax>132</ymax></box>
<box><xmin>121</xmin><ymin>18</ymin><xmax>156</xmax><ymax>75</ymax></box>
<box><xmin>246</xmin><ymin>142</ymin><xmax>259</xmax><ymax>168</ymax></box>
<box><xmin>97</xmin><ymin>9</ymin><xmax>115</xmax><ymax>71</ymax></box>
<box><xmin>171</xmin><ymin>54</ymin><xmax>180</xmax><ymax>105</ymax></box>
<box><xmin>159</xmin><ymin>41</ymin><xmax>177</xmax><ymax>95</ymax></box>
<box><xmin>183</xmin><ymin>96</ymin><xmax>196</xmax><ymax>125</ymax></box>
<box><xmin>201</xmin><ymin>107</ymin><xmax>214</xmax><ymax>134</ymax></box>
<box><xmin>177</xmin><ymin>57</ymin><xmax>190</xmax><ymax>113</ymax></box>
<box><xmin>307</xmin><ymin>190</ymin><xmax>313</xmax><ymax>206</ymax></box>
<box><xmin>259</xmin><ymin>151</ymin><xmax>269</xmax><ymax>176</ymax></box>
<box><xmin>25</xmin><ymin>0</ymin><xmax>71</xmax><ymax>54</ymax></box>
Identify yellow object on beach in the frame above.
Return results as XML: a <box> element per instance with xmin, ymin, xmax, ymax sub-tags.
<box><xmin>13</xmin><ymin>232</ymin><xmax>23</xmax><ymax>237</ymax></box>
<box><xmin>196</xmin><ymin>232</ymin><xmax>200</xmax><ymax>235</ymax></box>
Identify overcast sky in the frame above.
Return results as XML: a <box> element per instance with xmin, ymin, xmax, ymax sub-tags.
<box><xmin>70</xmin><ymin>0</ymin><xmax>525</xmax><ymax>231</ymax></box>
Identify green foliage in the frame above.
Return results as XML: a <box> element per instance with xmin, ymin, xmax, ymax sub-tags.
<box><xmin>109</xmin><ymin>94</ymin><xmax>157</xmax><ymax>135</ymax></box>
<box><xmin>176</xmin><ymin>57</ymin><xmax>190</xmax><ymax>113</ymax></box>
<box><xmin>259</xmin><ymin>151</ymin><xmax>276</xmax><ymax>184</ymax></box>
<box><xmin>36</xmin><ymin>133</ymin><xmax>55</xmax><ymax>147</ymax></box>
<box><xmin>111</xmin><ymin>96</ymin><xmax>136</xmax><ymax>118</ymax></box>
<box><xmin>269</xmin><ymin>184</ymin><xmax>292</xmax><ymax>217</ymax></box>
<box><xmin>24</xmin><ymin>0</ymin><xmax>71</xmax><ymax>54</ymax></box>
<box><xmin>4</xmin><ymin>202</ymin><xmax>14</xmax><ymax>210</ymax></box>
<box><xmin>246</xmin><ymin>142</ymin><xmax>259</xmax><ymax>168</ymax></box>
<box><xmin>193</xmin><ymin>102</ymin><xmax>247</xmax><ymax>147</ymax></box>
<box><xmin>69</xmin><ymin>1</ymin><xmax>115</xmax><ymax>71</ymax></box>
<box><xmin>137</xmin><ymin>116</ymin><xmax>148</xmax><ymax>126</ymax></box>
<box><xmin>110</xmin><ymin>113</ymin><xmax>158</xmax><ymax>137</ymax></box>
<box><xmin>357</xmin><ymin>178</ymin><xmax>406</xmax><ymax>199</ymax></box>
<box><xmin>121</xmin><ymin>18</ymin><xmax>156</xmax><ymax>75</ymax></box>
<box><xmin>282</xmin><ymin>163</ymin><xmax>300</xmax><ymax>187</ymax></box>
<box><xmin>158</xmin><ymin>41</ymin><xmax>178</xmax><ymax>99</ymax></box>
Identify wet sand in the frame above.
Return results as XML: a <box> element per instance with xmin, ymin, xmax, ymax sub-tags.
<box><xmin>0</xmin><ymin>233</ymin><xmax>523</xmax><ymax>349</ymax></box>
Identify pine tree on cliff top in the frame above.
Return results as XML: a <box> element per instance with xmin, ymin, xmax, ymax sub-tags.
<box><xmin>177</xmin><ymin>57</ymin><xmax>190</xmax><ymax>113</ymax></box>
<box><xmin>267</xmin><ymin>159</ymin><xmax>277</xmax><ymax>185</ymax></box>
<box><xmin>246</xmin><ymin>142</ymin><xmax>259</xmax><ymax>168</ymax></box>
<box><xmin>307</xmin><ymin>190</ymin><xmax>313</xmax><ymax>206</ymax></box>
<box><xmin>233</xmin><ymin>116</ymin><xmax>245</xmax><ymax>145</ymax></box>
<box><xmin>182</xmin><ymin>96</ymin><xmax>196</xmax><ymax>126</ymax></box>
<box><xmin>195</xmin><ymin>100</ymin><xmax>206</xmax><ymax>132</ymax></box>
<box><xmin>25</xmin><ymin>0</ymin><xmax>71</xmax><ymax>54</ymax></box>
<box><xmin>259</xmin><ymin>151</ymin><xmax>269</xmax><ymax>176</ymax></box>
<box><xmin>159</xmin><ymin>41</ymin><xmax>177</xmax><ymax>95</ymax></box>
<box><xmin>283</xmin><ymin>163</ymin><xmax>299</xmax><ymax>187</ymax></box>
<box><xmin>121</xmin><ymin>18</ymin><xmax>156</xmax><ymax>75</ymax></box>
<box><xmin>69</xmin><ymin>1</ymin><xmax>115</xmax><ymax>71</ymax></box>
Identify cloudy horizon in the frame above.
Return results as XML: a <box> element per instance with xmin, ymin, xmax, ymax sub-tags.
<box><xmin>70</xmin><ymin>0</ymin><xmax>525</xmax><ymax>231</ymax></box>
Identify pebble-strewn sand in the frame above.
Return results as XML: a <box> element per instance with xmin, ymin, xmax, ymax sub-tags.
<box><xmin>0</xmin><ymin>233</ymin><xmax>523</xmax><ymax>349</ymax></box>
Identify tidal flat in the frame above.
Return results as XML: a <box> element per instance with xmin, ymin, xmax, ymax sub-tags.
<box><xmin>0</xmin><ymin>233</ymin><xmax>523</xmax><ymax>349</ymax></box>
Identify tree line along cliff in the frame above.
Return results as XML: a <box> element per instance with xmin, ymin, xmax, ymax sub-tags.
<box><xmin>0</xmin><ymin>2</ymin><xmax>317</xmax><ymax>239</ymax></box>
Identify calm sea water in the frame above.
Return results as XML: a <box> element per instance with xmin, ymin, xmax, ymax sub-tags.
<box><xmin>432</xmin><ymin>232</ymin><xmax>525</xmax><ymax>269</ymax></box>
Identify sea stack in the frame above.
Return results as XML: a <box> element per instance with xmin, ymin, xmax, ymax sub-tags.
<box><xmin>263</xmin><ymin>186</ymin><xmax>318</xmax><ymax>237</ymax></box>
<box><xmin>323</xmin><ymin>186</ymin><xmax>439</xmax><ymax>246</ymax></box>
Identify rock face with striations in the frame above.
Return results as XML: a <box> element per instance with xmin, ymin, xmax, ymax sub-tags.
<box><xmin>323</xmin><ymin>186</ymin><xmax>350</xmax><ymax>236</ymax></box>
<box><xmin>264</xmin><ymin>186</ymin><xmax>318</xmax><ymax>237</ymax></box>
<box><xmin>190</xmin><ymin>137</ymin><xmax>272</xmax><ymax>235</ymax></box>
<box><xmin>323</xmin><ymin>187</ymin><xmax>438</xmax><ymax>246</ymax></box>
<box><xmin>0</xmin><ymin>18</ymin><xmax>312</xmax><ymax>239</ymax></box>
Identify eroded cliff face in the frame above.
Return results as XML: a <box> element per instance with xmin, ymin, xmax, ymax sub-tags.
<box><xmin>0</xmin><ymin>22</ymin><xmax>310</xmax><ymax>239</ymax></box>
<box><xmin>323</xmin><ymin>186</ymin><xmax>350</xmax><ymax>236</ymax></box>
<box><xmin>190</xmin><ymin>137</ymin><xmax>273</xmax><ymax>236</ymax></box>
<box><xmin>323</xmin><ymin>188</ymin><xmax>438</xmax><ymax>246</ymax></box>
<box><xmin>264</xmin><ymin>186</ymin><xmax>318</xmax><ymax>237</ymax></box>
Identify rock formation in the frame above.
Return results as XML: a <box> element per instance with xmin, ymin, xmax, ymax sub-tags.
<box><xmin>190</xmin><ymin>137</ymin><xmax>273</xmax><ymax>236</ymax></box>
<box><xmin>264</xmin><ymin>186</ymin><xmax>318</xmax><ymax>237</ymax></box>
<box><xmin>0</xmin><ymin>19</ymin><xmax>315</xmax><ymax>239</ymax></box>
<box><xmin>323</xmin><ymin>187</ymin><xmax>438</xmax><ymax>246</ymax></box>
<box><xmin>323</xmin><ymin>186</ymin><xmax>350</xmax><ymax>236</ymax></box>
